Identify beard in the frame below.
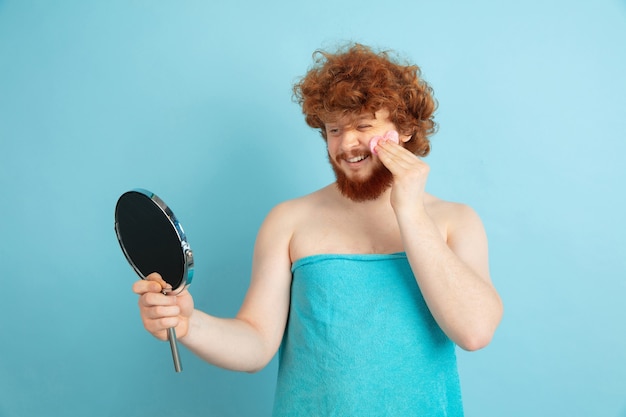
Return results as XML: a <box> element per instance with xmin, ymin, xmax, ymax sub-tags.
<box><xmin>329</xmin><ymin>152</ymin><xmax>393</xmax><ymax>202</ymax></box>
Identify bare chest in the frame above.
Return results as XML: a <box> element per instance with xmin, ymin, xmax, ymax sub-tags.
<box><xmin>289</xmin><ymin>207</ymin><xmax>405</xmax><ymax>262</ymax></box>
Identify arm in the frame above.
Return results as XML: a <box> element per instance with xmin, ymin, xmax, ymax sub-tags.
<box><xmin>376</xmin><ymin>139</ymin><xmax>503</xmax><ymax>351</ymax></box>
<box><xmin>132</xmin><ymin>202</ymin><xmax>294</xmax><ymax>372</ymax></box>
<box><xmin>397</xmin><ymin>202</ymin><xmax>502</xmax><ymax>351</ymax></box>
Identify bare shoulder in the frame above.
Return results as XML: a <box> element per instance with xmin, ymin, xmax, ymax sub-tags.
<box><xmin>261</xmin><ymin>186</ymin><xmax>339</xmax><ymax>262</ymax></box>
<box><xmin>263</xmin><ymin>188</ymin><xmax>324</xmax><ymax>223</ymax></box>
<box><xmin>425</xmin><ymin>194</ymin><xmax>491</xmax><ymax>280</ymax></box>
<box><xmin>424</xmin><ymin>194</ymin><xmax>486</xmax><ymax>239</ymax></box>
<box><xmin>258</xmin><ymin>186</ymin><xmax>329</xmax><ymax>240</ymax></box>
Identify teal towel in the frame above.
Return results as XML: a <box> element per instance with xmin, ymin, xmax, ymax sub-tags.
<box><xmin>273</xmin><ymin>253</ymin><xmax>463</xmax><ymax>417</ymax></box>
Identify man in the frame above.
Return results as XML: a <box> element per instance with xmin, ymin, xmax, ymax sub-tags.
<box><xmin>133</xmin><ymin>43</ymin><xmax>503</xmax><ymax>416</ymax></box>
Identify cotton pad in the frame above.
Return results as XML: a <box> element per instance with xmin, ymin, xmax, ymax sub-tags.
<box><xmin>369</xmin><ymin>130</ymin><xmax>399</xmax><ymax>155</ymax></box>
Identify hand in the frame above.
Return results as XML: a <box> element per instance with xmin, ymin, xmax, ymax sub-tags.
<box><xmin>132</xmin><ymin>272</ymin><xmax>195</xmax><ymax>341</ymax></box>
<box><xmin>375</xmin><ymin>138</ymin><xmax>430</xmax><ymax>214</ymax></box>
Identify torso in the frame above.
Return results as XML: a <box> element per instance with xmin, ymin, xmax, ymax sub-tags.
<box><xmin>287</xmin><ymin>184</ymin><xmax>451</xmax><ymax>263</ymax></box>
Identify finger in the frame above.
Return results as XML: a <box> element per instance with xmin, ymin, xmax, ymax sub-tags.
<box><xmin>132</xmin><ymin>279</ymin><xmax>165</xmax><ymax>295</ymax></box>
<box><xmin>377</xmin><ymin>138</ymin><xmax>414</xmax><ymax>158</ymax></box>
<box><xmin>144</xmin><ymin>317</ymin><xmax>180</xmax><ymax>338</ymax></box>
<box><xmin>158</xmin><ymin>316</ymin><xmax>180</xmax><ymax>330</ymax></box>
<box><xmin>145</xmin><ymin>272</ymin><xmax>172</xmax><ymax>291</ymax></box>
<box><xmin>144</xmin><ymin>304</ymin><xmax>181</xmax><ymax>320</ymax></box>
<box><xmin>376</xmin><ymin>140</ymin><xmax>418</xmax><ymax>170</ymax></box>
<box><xmin>140</xmin><ymin>291</ymin><xmax>178</xmax><ymax>308</ymax></box>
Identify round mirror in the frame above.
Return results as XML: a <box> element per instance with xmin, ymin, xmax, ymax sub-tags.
<box><xmin>114</xmin><ymin>189</ymin><xmax>194</xmax><ymax>372</ymax></box>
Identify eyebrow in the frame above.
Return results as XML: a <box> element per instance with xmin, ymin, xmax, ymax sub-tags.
<box><xmin>324</xmin><ymin>112</ymin><xmax>377</xmax><ymax>128</ymax></box>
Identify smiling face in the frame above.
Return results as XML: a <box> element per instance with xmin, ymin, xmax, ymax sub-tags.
<box><xmin>325</xmin><ymin>109</ymin><xmax>399</xmax><ymax>202</ymax></box>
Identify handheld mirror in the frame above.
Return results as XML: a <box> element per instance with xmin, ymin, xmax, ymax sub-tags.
<box><xmin>114</xmin><ymin>189</ymin><xmax>194</xmax><ymax>372</ymax></box>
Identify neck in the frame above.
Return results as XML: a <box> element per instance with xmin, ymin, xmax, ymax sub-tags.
<box><xmin>332</xmin><ymin>183</ymin><xmax>393</xmax><ymax>211</ymax></box>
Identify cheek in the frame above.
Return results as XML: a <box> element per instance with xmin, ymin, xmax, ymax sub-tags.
<box><xmin>326</xmin><ymin>138</ymin><xmax>340</xmax><ymax>155</ymax></box>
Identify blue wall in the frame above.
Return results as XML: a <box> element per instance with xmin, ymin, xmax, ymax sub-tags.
<box><xmin>1</xmin><ymin>1</ymin><xmax>625</xmax><ymax>416</ymax></box>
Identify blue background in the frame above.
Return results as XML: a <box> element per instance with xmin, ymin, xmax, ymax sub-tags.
<box><xmin>1</xmin><ymin>1</ymin><xmax>625</xmax><ymax>416</ymax></box>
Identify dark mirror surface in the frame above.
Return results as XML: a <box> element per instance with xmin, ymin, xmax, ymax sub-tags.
<box><xmin>115</xmin><ymin>191</ymin><xmax>185</xmax><ymax>289</ymax></box>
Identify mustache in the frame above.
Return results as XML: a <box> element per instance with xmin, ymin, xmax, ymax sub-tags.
<box><xmin>331</xmin><ymin>149</ymin><xmax>372</xmax><ymax>164</ymax></box>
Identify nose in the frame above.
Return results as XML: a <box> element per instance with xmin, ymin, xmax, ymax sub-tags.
<box><xmin>339</xmin><ymin>129</ymin><xmax>361</xmax><ymax>152</ymax></box>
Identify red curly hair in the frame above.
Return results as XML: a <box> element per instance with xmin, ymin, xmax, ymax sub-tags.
<box><xmin>293</xmin><ymin>43</ymin><xmax>438</xmax><ymax>157</ymax></box>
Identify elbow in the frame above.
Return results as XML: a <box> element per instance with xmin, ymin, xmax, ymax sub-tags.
<box><xmin>456</xmin><ymin>303</ymin><xmax>503</xmax><ymax>352</ymax></box>
<box><xmin>245</xmin><ymin>359</ymin><xmax>269</xmax><ymax>374</ymax></box>
<box><xmin>224</xmin><ymin>358</ymin><xmax>269</xmax><ymax>374</ymax></box>
<box><xmin>211</xmin><ymin>341</ymin><xmax>276</xmax><ymax>374</ymax></box>
<box><xmin>457</xmin><ymin>331</ymin><xmax>494</xmax><ymax>352</ymax></box>
<box><xmin>242</xmin><ymin>344</ymin><xmax>277</xmax><ymax>373</ymax></box>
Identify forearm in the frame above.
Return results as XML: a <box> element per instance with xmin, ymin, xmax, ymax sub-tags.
<box><xmin>397</xmin><ymin>211</ymin><xmax>503</xmax><ymax>351</ymax></box>
<box><xmin>179</xmin><ymin>309</ymin><xmax>274</xmax><ymax>372</ymax></box>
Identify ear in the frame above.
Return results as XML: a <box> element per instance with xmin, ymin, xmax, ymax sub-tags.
<box><xmin>400</xmin><ymin>134</ymin><xmax>412</xmax><ymax>143</ymax></box>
